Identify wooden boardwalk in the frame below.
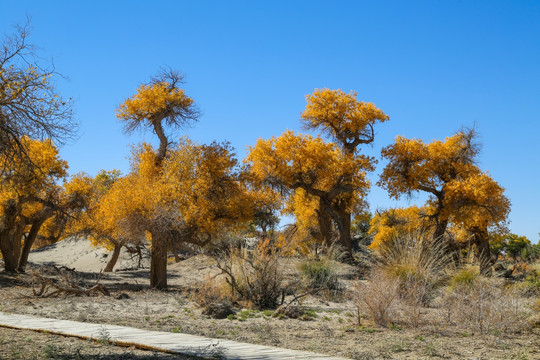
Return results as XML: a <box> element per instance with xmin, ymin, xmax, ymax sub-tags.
<box><xmin>0</xmin><ymin>312</ymin><xmax>349</xmax><ymax>359</ymax></box>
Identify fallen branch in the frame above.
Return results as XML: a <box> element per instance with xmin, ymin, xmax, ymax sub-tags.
<box><xmin>31</xmin><ymin>270</ymin><xmax>110</xmax><ymax>298</ymax></box>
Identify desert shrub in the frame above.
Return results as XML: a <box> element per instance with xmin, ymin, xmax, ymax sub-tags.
<box><xmin>190</xmin><ymin>276</ymin><xmax>235</xmax><ymax>319</ymax></box>
<box><xmin>298</xmin><ymin>256</ymin><xmax>342</xmax><ymax>295</ymax></box>
<box><xmin>355</xmin><ymin>270</ymin><xmax>400</xmax><ymax>326</ymax></box>
<box><xmin>521</xmin><ymin>244</ymin><xmax>540</xmax><ymax>263</ymax></box>
<box><xmin>449</xmin><ymin>266</ymin><xmax>479</xmax><ymax>289</ymax></box>
<box><xmin>514</xmin><ymin>271</ymin><xmax>540</xmax><ymax>297</ymax></box>
<box><xmin>272</xmin><ymin>304</ymin><xmax>305</xmax><ymax>319</ymax></box>
<box><xmin>374</xmin><ymin>230</ymin><xmax>452</xmax><ymax>305</ymax></box>
<box><xmin>216</xmin><ymin>238</ymin><xmax>284</xmax><ymax>309</ymax></box>
<box><xmin>442</xmin><ymin>277</ymin><xmax>528</xmax><ymax>334</ymax></box>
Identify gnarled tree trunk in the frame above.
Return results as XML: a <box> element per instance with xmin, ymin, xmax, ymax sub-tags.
<box><xmin>0</xmin><ymin>222</ymin><xmax>25</xmax><ymax>272</ymax></box>
<box><xmin>17</xmin><ymin>219</ymin><xmax>45</xmax><ymax>272</ymax></box>
<box><xmin>104</xmin><ymin>244</ymin><xmax>122</xmax><ymax>272</ymax></box>
<box><xmin>150</xmin><ymin>232</ymin><xmax>168</xmax><ymax>289</ymax></box>
<box><xmin>317</xmin><ymin>199</ymin><xmax>333</xmax><ymax>248</ymax></box>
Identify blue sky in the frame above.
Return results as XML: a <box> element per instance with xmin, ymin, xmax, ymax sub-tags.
<box><xmin>2</xmin><ymin>1</ymin><xmax>539</xmax><ymax>242</ymax></box>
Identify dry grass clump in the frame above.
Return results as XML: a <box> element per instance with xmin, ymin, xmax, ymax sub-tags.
<box><xmin>297</xmin><ymin>253</ymin><xmax>343</xmax><ymax>299</ymax></box>
<box><xmin>354</xmin><ymin>269</ymin><xmax>400</xmax><ymax>326</ymax></box>
<box><xmin>449</xmin><ymin>265</ymin><xmax>479</xmax><ymax>289</ymax></box>
<box><xmin>374</xmin><ymin>230</ymin><xmax>452</xmax><ymax>306</ymax></box>
<box><xmin>215</xmin><ymin>238</ymin><xmax>284</xmax><ymax>309</ymax></box>
<box><xmin>354</xmin><ymin>230</ymin><xmax>453</xmax><ymax>327</ymax></box>
<box><xmin>441</xmin><ymin>276</ymin><xmax>528</xmax><ymax>334</ymax></box>
<box><xmin>514</xmin><ymin>270</ymin><xmax>540</xmax><ymax>297</ymax></box>
<box><xmin>190</xmin><ymin>276</ymin><xmax>235</xmax><ymax>319</ymax></box>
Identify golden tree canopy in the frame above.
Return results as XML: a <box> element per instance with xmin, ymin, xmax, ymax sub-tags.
<box><xmin>246</xmin><ymin>130</ymin><xmax>373</xmax><ymax>202</ymax></box>
<box><xmin>301</xmin><ymin>88</ymin><xmax>389</xmax><ymax>152</ymax></box>
<box><xmin>378</xmin><ymin>130</ymin><xmax>480</xmax><ymax>201</ymax></box>
<box><xmin>368</xmin><ymin>206</ymin><xmax>430</xmax><ymax>249</ymax></box>
<box><xmin>97</xmin><ymin>138</ymin><xmax>255</xmax><ymax>248</ymax></box>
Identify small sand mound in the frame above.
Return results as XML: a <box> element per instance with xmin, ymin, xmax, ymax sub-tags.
<box><xmin>28</xmin><ymin>237</ymin><xmax>150</xmax><ymax>272</ymax></box>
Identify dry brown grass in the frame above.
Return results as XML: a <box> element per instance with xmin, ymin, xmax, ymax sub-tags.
<box><xmin>441</xmin><ymin>276</ymin><xmax>529</xmax><ymax>334</ymax></box>
<box><xmin>374</xmin><ymin>230</ymin><xmax>453</xmax><ymax>306</ymax></box>
<box><xmin>354</xmin><ymin>269</ymin><xmax>400</xmax><ymax>326</ymax></box>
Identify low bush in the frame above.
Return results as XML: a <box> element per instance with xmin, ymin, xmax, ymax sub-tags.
<box><xmin>190</xmin><ymin>276</ymin><xmax>235</xmax><ymax>319</ymax></box>
<box><xmin>374</xmin><ymin>230</ymin><xmax>452</xmax><ymax>306</ymax></box>
<box><xmin>514</xmin><ymin>270</ymin><xmax>540</xmax><ymax>297</ymax></box>
<box><xmin>449</xmin><ymin>266</ymin><xmax>479</xmax><ymax>289</ymax></box>
<box><xmin>298</xmin><ymin>256</ymin><xmax>342</xmax><ymax>296</ymax></box>
<box><xmin>355</xmin><ymin>270</ymin><xmax>400</xmax><ymax>326</ymax></box>
<box><xmin>441</xmin><ymin>277</ymin><xmax>528</xmax><ymax>334</ymax></box>
<box><xmin>215</xmin><ymin>238</ymin><xmax>284</xmax><ymax>309</ymax></box>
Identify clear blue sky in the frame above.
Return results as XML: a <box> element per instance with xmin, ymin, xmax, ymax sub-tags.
<box><xmin>2</xmin><ymin>1</ymin><xmax>539</xmax><ymax>242</ymax></box>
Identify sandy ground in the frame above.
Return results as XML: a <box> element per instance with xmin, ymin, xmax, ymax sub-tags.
<box><xmin>0</xmin><ymin>237</ymin><xmax>539</xmax><ymax>359</ymax></box>
<box><xmin>28</xmin><ymin>237</ymin><xmax>151</xmax><ymax>273</ymax></box>
<box><xmin>0</xmin><ymin>326</ymin><xmax>193</xmax><ymax>359</ymax></box>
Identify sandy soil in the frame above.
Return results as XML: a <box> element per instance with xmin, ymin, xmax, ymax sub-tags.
<box><xmin>0</xmin><ymin>326</ymin><xmax>194</xmax><ymax>359</ymax></box>
<box><xmin>0</xmin><ymin>238</ymin><xmax>539</xmax><ymax>359</ymax></box>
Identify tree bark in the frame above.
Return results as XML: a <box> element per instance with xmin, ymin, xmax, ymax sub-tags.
<box><xmin>17</xmin><ymin>219</ymin><xmax>45</xmax><ymax>272</ymax></box>
<box><xmin>335</xmin><ymin>208</ymin><xmax>354</xmax><ymax>262</ymax></box>
<box><xmin>152</xmin><ymin>120</ymin><xmax>168</xmax><ymax>164</ymax></box>
<box><xmin>322</xmin><ymin>198</ymin><xmax>354</xmax><ymax>262</ymax></box>
<box><xmin>317</xmin><ymin>199</ymin><xmax>333</xmax><ymax>248</ymax></box>
<box><xmin>104</xmin><ymin>244</ymin><xmax>122</xmax><ymax>272</ymax></box>
<box><xmin>150</xmin><ymin>233</ymin><xmax>168</xmax><ymax>289</ymax></box>
<box><xmin>0</xmin><ymin>222</ymin><xmax>25</xmax><ymax>272</ymax></box>
<box><xmin>171</xmin><ymin>246</ymin><xmax>181</xmax><ymax>263</ymax></box>
<box><xmin>432</xmin><ymin>218</ymin><xmax>449</xmax><ymax>246</ymax></box>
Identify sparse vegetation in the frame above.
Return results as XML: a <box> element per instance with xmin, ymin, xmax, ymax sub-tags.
<box><xmin>0</xmin><ymin>13</ymin><xmax>538</xmax><ymax>360</ymax></box>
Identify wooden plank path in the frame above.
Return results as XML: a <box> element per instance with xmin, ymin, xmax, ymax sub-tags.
<box><xmin>0</xmin><ymin>312</ymin><xmax>349</xmax><ymax>359</ymax></box>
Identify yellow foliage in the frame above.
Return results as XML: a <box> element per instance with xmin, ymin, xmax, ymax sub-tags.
<box><xmin>246</xmin><ymin>130</ymin><xmax>373</xmax><ymax>199</ymax></box>
<box><xmin>117</xmin><ymin>82</ymin><xmax>194</xmax><ymax>126</ymax></box>
<box><xmin>379</xmin><ymin>129</ymin><xmax>510</xmax><ymax>251</ymax></box>
<box><xmin>444</xmin><ymin>172</ymin><xmax>510</xmax><ymax>232</ymax></box>
<box><xmin>301</xmin><ymin>88</ymin><xmax>389</xmax><ymax>150</ymax></box>
<box><xmin>96</xmin><ymin>138</ymin><xmax>255</xmax><ymax>248</ymax></box>
<box><xmin>0</xmin><ymin>137</ymin><xmax>67</xmax><ymax>222</ymax></box>
<box><xmin>278</xmin><ymin>189</ymin><xmax>320</xmax><ymax>255</ymax></box>
<box><xmin>369</xmin><ymin>206</ymin><xmax>430</xmax><ymax>249</ymax></box>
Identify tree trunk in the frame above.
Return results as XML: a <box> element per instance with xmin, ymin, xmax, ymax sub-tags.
<box><xmin>150</xmin><ymin>234</ymin><xmax>168</xmax><ymax>289</ymax></box>
<box><xmin>152</xmin><ymin>120</ymin><xmax>168</xmax><ymax>164</ymax></box>
<box><xmin>171</xmin><ymin>246</ymin><xmax>181</xmax><ymax>263</ymax></box>
<box><xmin>432</xmin><ymin>218</ymin><xmax>449</xmax><ymax>246</ymax></box>
<box><xmin>0</xmin><ymin>223</ymin><xmax>25</xmax><ymax>272</ymax></box>
<box><xmin>335</xmin><ymin>209</ymin><xmax>354</xmax><ymax>262</ymax></box>
<box><xmin>17</xmin><ymin>219</ymin><xmax>44</xmax><ymax>272</ymax></box>
<box><xmin>104</xmin><ymin>244</ymin><xmax>122</xmax><ymax>272</ymax></box>
<box><xmin>317</xmin><ymin>199</ymin><xmax>333</xmax><ymax>248</ymax></box>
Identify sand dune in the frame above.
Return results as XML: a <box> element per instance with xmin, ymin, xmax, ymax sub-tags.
<box><xmin>28</xmin><ymin>237</ymin><xmax>150</xmax><ymax>272</ymax></box>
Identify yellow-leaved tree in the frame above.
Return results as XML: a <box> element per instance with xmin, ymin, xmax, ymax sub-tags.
<box><xmin>378</xmin><ymin>129</ymin><xmax>510</xmax><ymax>274</ymax></box>
<box><xmin>0</xmin><ymin>137</ymin><xmax>88</xmax><ymax>272</ymax></box>
<box><xmin>99</xmin><ymin>140</ymin><xmax>255</xmax><ymax>288</ymax></box>
<box><xmin>112</xmin><ymin>69</ymin><xmax>258</xmax><ymax>288</ymax></box>
<box><xmin>247</xmin><ymin>89</ymin><xmax>388</xmax><ymax>259</ymax></box>
<box><xmin>64</xmin><ymin>170</ymin><xmax>130</xmax><ymax>272</ymax></box>
<box><xmin>0</xmin><ymin>21</ymin><xmax>75</xmax><ymax>167</ymax></box>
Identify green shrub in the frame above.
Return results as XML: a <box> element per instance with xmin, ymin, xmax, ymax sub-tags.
<box><xmin>298</xmin><ymin>257</ymin><xmax>342</xmax><ymax>294</ymax></box>
<box><xmin>449</xmin><ymin>266</ymin><xmax>479</xmax><ymax>289</ymax></box>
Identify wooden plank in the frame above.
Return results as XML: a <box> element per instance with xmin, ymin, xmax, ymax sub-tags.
<box><xmin>0</xmin><ymin>312</ymin><xmax>349</xmax><ymax>359</ymax></box>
